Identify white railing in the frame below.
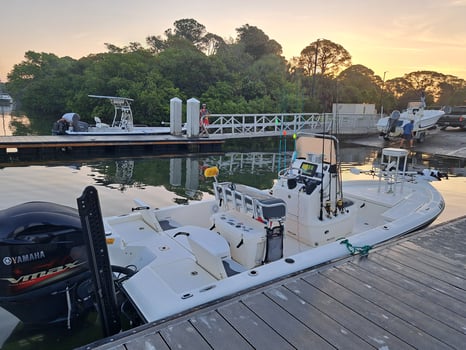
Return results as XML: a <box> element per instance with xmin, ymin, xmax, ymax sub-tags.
<box><xmin>204</xmin><ymin>113</ymin><xmax>379</xmax><ymax>137</ymax></box>
<box><xmin>329</xmin><ymin>113</ymin><xmax>381</xmax><ymax>134</ymax></box>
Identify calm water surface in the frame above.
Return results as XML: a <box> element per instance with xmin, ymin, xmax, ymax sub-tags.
<box><xmin>0</xmin><ymin>111</ymin><xmax>465</xmax><ymax>349</ymax></box>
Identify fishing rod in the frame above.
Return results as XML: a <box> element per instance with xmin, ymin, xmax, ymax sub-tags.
<box><xmin>319</xmin><ymin>114</ymin><xmax>326</xmax><ymax>221</ymax></box>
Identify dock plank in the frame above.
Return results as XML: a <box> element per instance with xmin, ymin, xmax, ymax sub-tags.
<box><xmin>376</xmin><ymin>247</ymin><xmax>466</xmax><ymax>289</ymax></box>
<box><xmin>302</xmin><ymin>273</ymin><xmax>440</xmax><ymax>349</ymax></box>
<box><xmin>124</xmin><ymin>332</ymin><xmax>169</xmax><ymax>350</ymax></box>
<box><xmin>321</xmin><ymin>264</ymin><xmax>465</xmax><ymax>349</ymax></box>
<box><xmin>263</xmin><ymin>286</ymin><xmax>374</xmax><ymax>349</ymax></box>
<box><xmin>190</xmin><ymin>310</ymin><xmax>254</xmax><ymax>350</ymax></box>
<box><xmin>389</xmin><ymin>244</ymin><xmax>465</xmax><ymax>278</ymax></box>
<box><xmin>408</xmin><ymin>217</ymin><xmax>466</xmax><ymax>262</ymax></box>
<box><xmin>241</xmin><ymin>292</ymin><xmax>334</xmax><ymax>349</ymax></box>
<box><xmin>368</xmin><ymin>253</ymin><xmax>466</xmax><ymax>303</ymax></box>
<box><xmin>285</xmin><ymin>276</ymin><xmax>414</xmax><ymax>349</ymax></box>
<box><xmin>158</xmin><ymin>321</ymin><xmax>212</xmax><ymax>349</ymax></box>
<box><xmin>351</xmin><ymin>256</ymin><xmax>466</xmax><ymax>318</ymax></box>
<box><xmin>412</xmin><ymin>233</ymin><xmax>466</xmax><ymax>257</ymax></box>
<box><xmin>216</xmin><ymin>301</ymin><xmax>295</xmax><ymax>350</ymax></box>
<box><xmin>400</xmin><ymin>240</ymin><xmax>466</xmax><ymax>267</ymax></box>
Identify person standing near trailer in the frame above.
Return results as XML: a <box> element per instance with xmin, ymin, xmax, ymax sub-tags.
<box><xmin>400</xmin><ymin>119</ymin><xmax>414</xmax><ymax>148</ymax></box>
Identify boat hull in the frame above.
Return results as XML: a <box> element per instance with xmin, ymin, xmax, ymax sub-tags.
<box><xmin>65</xmin><ymin>126</ymin><xmax>172</xmax><ymax>135</ymax></box>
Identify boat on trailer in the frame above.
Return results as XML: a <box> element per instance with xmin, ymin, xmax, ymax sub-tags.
<box><xmin>52</xmin><ymin>95</ymin><xmax>178</xmax><ymax>136</ymax></box>
<box><xmin>377</xmin><ymin>100</ymin><xmax>444</xmax><ymax>142</ymax></box>
<box><xmin>0</xmin><ymin>133</ymin><xmax>445</xmax><ymax>328</ymax></box>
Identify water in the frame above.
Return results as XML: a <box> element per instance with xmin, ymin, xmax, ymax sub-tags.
<box><xmin>0</xmin><ymin>112</ymin><xmax>465</xmax><ymax>349</ymax></box>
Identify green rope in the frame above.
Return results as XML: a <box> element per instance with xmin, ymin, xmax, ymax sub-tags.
<box><xmin>340</xmin><ymin>239</ymin><xmax>372</xmax><ymax>256</ymax></box>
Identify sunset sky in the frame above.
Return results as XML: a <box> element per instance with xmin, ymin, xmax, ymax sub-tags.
<box><xmin>2</xmin><ymin>0</ymin><xmax>465</xmax><ymax>83</ymax></box>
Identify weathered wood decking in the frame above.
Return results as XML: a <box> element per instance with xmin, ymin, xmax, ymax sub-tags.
<box><xmin>79</xmin><ymin>216</ymin><xmax>466</xmax><ymax>350</ymax></box>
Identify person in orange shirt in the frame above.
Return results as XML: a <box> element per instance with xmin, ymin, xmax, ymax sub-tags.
<box><xmin>199</xmin><ymin>103</ymin><xmax>210</xmax><ymax>137</ymax></box>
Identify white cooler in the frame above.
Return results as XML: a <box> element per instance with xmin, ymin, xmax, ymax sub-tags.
<box><xmin>211</xmin><ymin>212</ymin><xmax>266</xmax><ymax>269</ymax></box>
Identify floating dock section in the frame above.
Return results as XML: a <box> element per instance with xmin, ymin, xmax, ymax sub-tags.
<box><xmin>0</xmin><ymin>134</ymin><xmax>224</xmax><ymax>161</ymax></box>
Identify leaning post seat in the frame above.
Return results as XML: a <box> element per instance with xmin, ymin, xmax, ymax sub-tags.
<box><xmin>212</xmin><ymin>182</ymin><xmax>286</xmax><ymax>267</ymax></box>
<box><xmin>254</xmin><ymin>198</ymin><xmax>286</xmax><ymax>222</ymax></box>
<box><xmin>213</xmin><ymin>182</ymin><xmax>286</xmax><ymax>223</ymax></box>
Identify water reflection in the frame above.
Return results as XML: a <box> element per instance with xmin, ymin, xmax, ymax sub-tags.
<box><xmin>1</xmin><ymin>312</ymin><xmax>102</xmax><ymax>350</ymax></box>
<box><xmin>1</xmin><ymin>105</ymin><xmax>32</xmax><ymax>136</ymax></box>
<box><xmin>0</xmin><ymin>147</ymin><xmax>464</xmax><ymax>214</ymax></box>
<box><xmin>0</xmin><ymin>105</ymin><xmax>56</xmax><ymax>136</ymax></box>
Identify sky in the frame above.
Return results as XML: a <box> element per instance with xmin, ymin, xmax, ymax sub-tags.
<box><xmin>1</xmin><ymin>0</ymin><xmax>466</xmax><ymax>83</ymax></box>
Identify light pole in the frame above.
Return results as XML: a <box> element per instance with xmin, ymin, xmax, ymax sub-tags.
<box><xmin>380</xmin><ymin>71</ymin><xmax>388</xmax><ymax>117</ymax></box>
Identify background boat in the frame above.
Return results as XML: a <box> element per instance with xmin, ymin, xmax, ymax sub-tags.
<box><xmin>376</xmin><ymin>101</ymin><xmax>444</xmax><ymax>142</ymax></box>
<box><xmin>52</xmin><ymin>95</ymin><xmax>180</xmax><ymax>136</ymax></box>
<box><xmin>0</xmin><ymin>93</ymin><xmax>13</xmax><ymax>106</ymax></box>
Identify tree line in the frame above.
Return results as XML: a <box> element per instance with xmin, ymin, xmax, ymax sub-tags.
<box><xmin>5</xmin><ymin>18</ymin><xmax>466</xmax><ymax>126</ymax></box>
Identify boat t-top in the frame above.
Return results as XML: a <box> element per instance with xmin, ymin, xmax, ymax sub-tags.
<box><xmin>52</xmin><ymin>95</ymin><xmax>175</xmax><ymax>135</ymax></box>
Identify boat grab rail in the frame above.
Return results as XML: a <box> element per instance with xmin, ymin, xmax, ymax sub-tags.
<box><xmin>214</xmin><ymin>182</ymin><xmax>286</xmax><ymax>222</ymax></box>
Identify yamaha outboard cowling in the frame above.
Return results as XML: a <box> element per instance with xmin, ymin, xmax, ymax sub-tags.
<box><xmin>0</xmin><ymin>202</ymin><xmax>92</xmax><ymax>325</ymax></box>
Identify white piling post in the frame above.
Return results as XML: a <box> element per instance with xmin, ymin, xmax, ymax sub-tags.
<box><xmin>186</xmin><ymin>98</ymin><xmax>200</xmax><ymax>138</ymax></box>
<box><xmin>170</xmin><ymin>97</ymin><xmax>182</xmax><ymax>135</ymax></box>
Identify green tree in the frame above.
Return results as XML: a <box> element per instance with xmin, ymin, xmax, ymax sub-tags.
<box><xmin>200</xmin><ymin>33</ymin><xmax>226</xmax><ymax>56</ymax></box>
<box><xmin>73</xmin><ymin>51</ymin><xmax>179</xmax><ymax>125</ymax></box>
<box><xmin>215</xmin><ymin>42</ymin><xmax>254</xmax><ymax>75</ymax></box>
<box><xmin>155</xmin><ymin>43</ymin><xmax>223</xmax><ymax>98</ymax></box>
<box><xmin>337</xmin><ymin>65</ymin><xmax>382</xmax><ymax>107</ymax></box>
<box><xmin>235</xmin><ymin>24</ymin><xmax>282</xmax><ymax>60</ymax></box>
<box><xmin>146</xmin><ymin>35</ymin><xmax>167</xmax><ymax>54</ymax></box>
<box><xmin>165</xmin><ymin>18</ymin><xmax>208</xmax><ymax>51</ymax></box>
<box><xmin>7</xmin><ymin>51</ymin><xmax>79</xmax><ymax>114</ymax></box>
<box><xmin>244</xmin><ymin>55</ymin><xmax>289</xmax><ymax>103</ymax></box>
<box><xmin>401</xmin><ymin>71</ymin><xmax>448</xmax><ymax>103</ymax></box>
<box><xmin>438</xmin><ymin>75</ymin><xmax>466</xmax><ymax>105</ymax></box>
<box><xmin>438</xmin><ymin>77</ymin><xmax>466</xmax><ymax>106</ymax></box>
<box><xmin>297</xmin><ymin>39</ymin><xmax>351</xmax><ymax>78</ymax></box>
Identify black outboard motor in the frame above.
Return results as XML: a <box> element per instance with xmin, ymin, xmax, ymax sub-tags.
<box><xmin>387</xmin><ymin>110</ymin><xmax>401</xmax><ymax>133</ymax></box>
<box><xmin>0</xmin><ymin>202</ymin><xmax>93</xmax><ymax>326</ymax></box>
<box><xmin>380</xmin><ymin>110</ymin><xmax>401</xmax><ymax>140</ymax></box>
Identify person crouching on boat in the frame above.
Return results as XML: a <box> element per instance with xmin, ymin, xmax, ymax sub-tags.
<box><xmin>199</xmin><ymin>103</ymin><xmax>210</xmax><ymax>137</ymax></box>
<box><xmin>52</xmin><ymin>118</ymin><xmax>68</xmax><ymax>135</ymax></box>
<box><xmin>399</xmin><ymin>119</ymin><xmax>414</xmax><ymax>148</ymax></box>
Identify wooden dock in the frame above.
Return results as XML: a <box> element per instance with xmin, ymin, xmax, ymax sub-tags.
<box><xmin>0</xmin><ymin>134</ymin><xmax>224</xmax><ymax>160</ymax></box>
<box><xmin>79</xmin><ymin>216</ymin><xmax>466</xmax><ymax>350</ymax></box>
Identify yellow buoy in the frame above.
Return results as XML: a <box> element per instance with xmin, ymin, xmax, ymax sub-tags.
<box><xmin>204</xmin><ymin>166</ymin><xmax>219</xmax><ymax>178</ymax></box>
